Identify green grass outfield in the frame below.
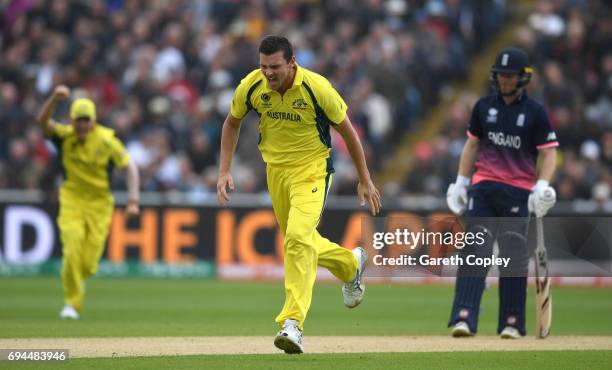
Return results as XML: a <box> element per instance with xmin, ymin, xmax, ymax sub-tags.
<box><xmin>1</xmin><ymin>278</ymin><xmax>611</xmax><ymax>369</ymax></box>
<box><xmin>1</xmin><ymin>277</ymin><xmax>611</xmax><ymax>337</ymax></box>
<box><xmin>6</xmin><ymin>351</ymin><xmax>612</xmax><ymax>370</ymax></box>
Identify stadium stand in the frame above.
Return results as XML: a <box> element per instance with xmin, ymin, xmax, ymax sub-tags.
<box><xmin>0</xmin><ymin>0</ymin><xmax>505</xmax><ymax>197</ymax></box>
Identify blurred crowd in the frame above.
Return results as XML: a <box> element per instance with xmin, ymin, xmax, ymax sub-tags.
<box><xmin>404</xmin><ymin>0</ymin><xmax>612</xmax><ymax>204</ymax></box>
<box><xmin>0</xmin><ymin>0</ymin><xmax>506</xmax><ymax>198</ymax></box>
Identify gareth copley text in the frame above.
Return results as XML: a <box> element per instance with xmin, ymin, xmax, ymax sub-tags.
<box><xmin>373</xmin><ymin>254</ymin><xmax>511</xmax><ymax>268</ymax></box>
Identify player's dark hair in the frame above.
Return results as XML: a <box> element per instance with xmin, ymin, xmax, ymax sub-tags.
<box><xmin>259</xmin><ymin>35</ymin><xmax>293</xmax><ymax>62</ymax></box>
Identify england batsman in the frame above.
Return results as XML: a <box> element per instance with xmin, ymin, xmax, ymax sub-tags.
<box><xmin>446</xmin><ymin>47</ymin><xmax>558</xmax><ymax>338</ymax></box>
<box><xmin>37</xmin><ymin>85</ymin><xmax>140</xmax><ymax>320</ymax></box>
<box><xmin>217</xmin><ymin>36</ymin><xmax>381</xmax><ymax>354</ymax></box>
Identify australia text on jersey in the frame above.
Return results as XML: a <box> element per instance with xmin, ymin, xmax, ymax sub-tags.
<box><xmin>266</xmin><ymin>111</ymin><xmax>302</xmax><ymax>122</ymax></box>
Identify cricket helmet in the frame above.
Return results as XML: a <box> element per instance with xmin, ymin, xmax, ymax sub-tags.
<box><xmin>490</xmin><ymin>47</ymin><xmax>533</xmax><ymax>95</ymax></box>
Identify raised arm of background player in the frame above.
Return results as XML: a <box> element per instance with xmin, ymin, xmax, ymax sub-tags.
<box><xmin>446</xmin><ymin>136</ymin><xmax>557</xmax><ymax>216</ymax></box>
<box><xmin>216</xmin><ymin>113</ymin><xmax>382</xmax><ymax>216</ymax></box>
<box><xmin>36</xmin><ymin>85</ymin><xmax>141</xmax><ymax>216</ymax></box>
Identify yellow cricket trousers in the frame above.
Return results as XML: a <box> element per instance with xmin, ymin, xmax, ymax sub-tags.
<box><xmin>268</xmin><ymin>157</ymin><xmax>358</xmax><ymax>330</ymax></box>
<box><xmin>58</xmin><ymin>187</ymin><xmax>114</xmax><ymax>311</ymax></box>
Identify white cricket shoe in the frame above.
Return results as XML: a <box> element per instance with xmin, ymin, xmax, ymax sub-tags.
<box><xmin>60</xmin><ymin>304</ymin><xmax>79</xmax><ymax>320</ymax></box>
<box><xmin>500</xmin><ymin>326</ymin><xmax>521</xmax><ymax>339</ymax></box>
<box><xmin>342</xmin><ymin>247</ymin><xmax>367</xmax><ymax>308</ymax></box>
<box><xmin>274</xmin><ymin>319</ymin><xmax>303</xmax><ymax>354</ymax></box>
<box><xmin>451</xmin><ymin>321</ymin><xmax>474</xmax><ymax>337</ymax></box>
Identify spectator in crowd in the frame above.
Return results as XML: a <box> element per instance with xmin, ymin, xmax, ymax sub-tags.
<box><xmin>1</xmin><ymin>0</ymin><xmax>505</xmax><ymax>197</ymax></box>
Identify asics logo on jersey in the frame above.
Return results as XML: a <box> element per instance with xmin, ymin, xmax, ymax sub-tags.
<box><xmin>488</xmin><ymin>131</ymin><xmax>522</xmax><ymax>149</ymax></box>
<box><xmin>266</xmin><ymin>111</ymin><xmax>302</xmax><ymax>122</ymax></box>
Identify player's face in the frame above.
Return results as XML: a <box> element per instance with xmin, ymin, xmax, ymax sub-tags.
<box><xmin>260</xmin><ymin>51</ymin><xmax>295</xmax><ymax>91</ymax></box>
<box><xmin>497</xmin><ymin>72</ymin><xmax>520</xmax><ymax>95</ymax></box>
<box><xmin>72</xmin><ymin>117</ymin><xmax>93</xmax><ymax>142</ymax></box>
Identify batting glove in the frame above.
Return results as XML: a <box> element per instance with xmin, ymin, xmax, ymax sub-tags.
<box><xmin>446</xmin><ymin>176</ymin><xmax>470</xmax><ymax>215</ymax></box>
<box><xmin>528</xmin><ymin>180</ymin><xmax>556</xmax><ymax>217</ymax></box>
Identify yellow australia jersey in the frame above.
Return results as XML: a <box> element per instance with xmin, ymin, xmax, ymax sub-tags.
<box><xmin>48</xmin><ymin>123</ymin><xmax>130</xmax><ymax>196</ymax></box>
<box><xmin>230</xmin><ymin>64</ymin><xmax>348</xmax><ymax>166</ymax></box>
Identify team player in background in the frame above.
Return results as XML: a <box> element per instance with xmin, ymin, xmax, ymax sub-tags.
<box><xmin>446</xmin><ymin>47</ymin><xmax>558</xmax><ymax>339</ymax></box>
<box><xmin>37</xmin><ymin>85</ymin><xmax>140</xmax><ymax>320</ymax></box>
<box><xmin>217</xmin><ymin>36</ymin><xmax>381</xmax><ymax>354</ymax></box>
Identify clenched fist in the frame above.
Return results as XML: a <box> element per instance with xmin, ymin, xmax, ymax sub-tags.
<box><xmin>53</xmin><ymin>85</ymin><xmax>70</xmax><ymax>100</ymax></box>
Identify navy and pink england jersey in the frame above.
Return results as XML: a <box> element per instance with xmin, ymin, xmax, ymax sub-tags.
<box><xmin>467</xmin><ymin>93</ymin><xmax>559</xmax><ymax>190</ymax></box>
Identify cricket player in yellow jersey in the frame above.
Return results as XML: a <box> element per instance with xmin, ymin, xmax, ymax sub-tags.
<box><xmin>217</xmin><ymin>36</ymin><xmax>381</xmax><ymax>354</ymax></box>
<box><xmin>37</xmin><ymin>85</ymin><xmax>140</xmax><ymax>320</ymax></box>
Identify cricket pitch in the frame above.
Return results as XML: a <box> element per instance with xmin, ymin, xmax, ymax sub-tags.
<box><xmin>1</xmin><ymin>336</ymin><xmax>611</xmax><ymax>358</ymax></box>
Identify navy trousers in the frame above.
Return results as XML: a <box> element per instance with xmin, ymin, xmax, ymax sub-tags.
<box><xmin>448</xmin><ymin>181</ymin><xmax>530</xmax><ymax>335</ymax></box>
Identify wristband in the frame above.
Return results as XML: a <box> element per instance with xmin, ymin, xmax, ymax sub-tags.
<box><xmin>456</xmin><ymin>175</ymin><xmax>470</xmax><ymax>187</ymax></box>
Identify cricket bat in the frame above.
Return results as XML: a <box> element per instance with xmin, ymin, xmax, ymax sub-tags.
<box><xmin>534</xmin><ymin>216</ymin><xmax>552</xmax><ymax>338</ymax></box>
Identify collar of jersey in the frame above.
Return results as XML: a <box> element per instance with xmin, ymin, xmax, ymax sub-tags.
<box><xmin>496</xmin><ymin>91</ymin><xmax>526</xmax><ymax>105</ymax></box>
<box><xmin>262</xmin><ymin>63</ymin><xmax>304</xmax><ymax>92</ymax></box>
